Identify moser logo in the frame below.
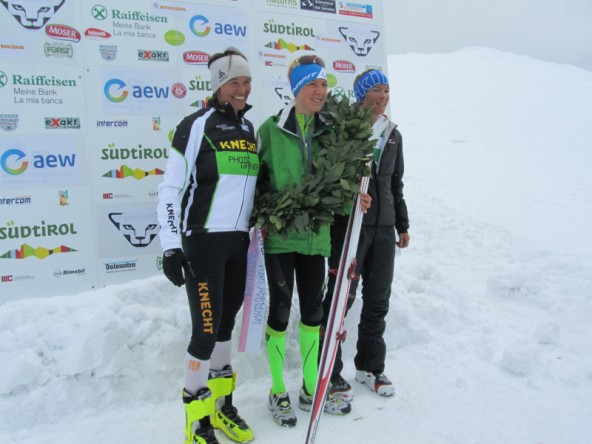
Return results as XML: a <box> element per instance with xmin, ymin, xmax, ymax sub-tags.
<box><xmin>45</xmin><ymin>117</ymin><xmax>80</xmax><ymax>129</ymax></box>
<box><xmin>0</xmin><ymin>114</ymin><xmax>18</xmax><ymax>131</ymax></box>
<box><xmin>84</xmin><ymin>28</ymin><xmax>112</xmax><ymax>39</ymax></box>
<box><xmin>45</xmin><ymin>24</ymin><xmax>81</xmax><ymax>43</ymax></box>
<box><xmin>138</xmin><ymin>50</ymin><xmax>169</xmax><ymax>62</ymax></box>
<box><xmin>44</xmin><ymin>42</ymin><xmax>73</xmax><ymax>58</ymax></box>
<box><xmin>104</xmin><ymin>78</ymin><xmax>184</xmax><ymax>102</ymax></box>
<box><xmin>1</xmin><ymin>148</ymin><xmax>76</xmax><ymax>176</ymax></box>
<box><xmin>1</xmin><ymin>0</ymin><xmax>65</xmax><ymax>30</ymax></box>
<box><xmin>333</xmin><ymin>60</ymin><xmax>355</xmax><ymax>72</ymax></box>
<box><xmin>183</xmin><ymin>51</ymin><xmax>209</xmax><ymax>65</ymax></box>
<box><xmin>263</xmin><ymin>19</ymin><xmax>315</xmax><ymax>37</ymax></box>
<box><xmin>189</xmin><ymin>14</ymin><xmax>247</xmax><ymax>37</ymax></box>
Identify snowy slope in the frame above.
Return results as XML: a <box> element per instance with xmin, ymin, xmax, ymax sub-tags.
<box><xmin>1</xmin><ymin>48</ymin><xmax>591</xmax><ymax>444</ymax></box>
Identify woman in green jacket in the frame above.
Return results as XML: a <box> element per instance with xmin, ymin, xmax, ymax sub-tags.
<box><xmin>256</xmin><ymin>55</ymin><xmax>351</xmax><ymax>427</ymax></box>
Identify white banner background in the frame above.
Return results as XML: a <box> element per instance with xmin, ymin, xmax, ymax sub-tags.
<box><xmin>0</xmin><ymin>0</ymin><xmax>386</xmax><ymax>302</ymax></box>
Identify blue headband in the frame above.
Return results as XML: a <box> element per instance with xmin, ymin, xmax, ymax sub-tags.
<box><xmin>354</xmin><ymin>70</ymin><xmax>389</xmax><ymax>102</ymax></box>
<box><xmin>290</xmin><ymin>63</ymin><xmax>327</xmax><ymax>97</ymax></box>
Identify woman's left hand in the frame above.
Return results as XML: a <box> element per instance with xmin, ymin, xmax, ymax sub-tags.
<box><xmin>360</xmin><ymin>193</ymin><xmax>372</xmax><ymax>213</ymax></box>
<box><xmin>396</xmin><ymin>232</ymin><xmax>410</xmax><ymax>249</ymax></box>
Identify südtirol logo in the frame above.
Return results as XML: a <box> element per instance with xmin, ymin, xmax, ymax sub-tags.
<box><xmin>267</xmin><ymin>0</ymin><xmax>297</xmax><ymax>8</ymax></box>
<box><xmin>0</xmin><ymin>219</ymin><xmax>78</xmax><ymax>241</ymax></box>
<box><xmin>1</xmin><ymin>0</ymin><xmax>65</xmax><ymax>30</ymax></box>
<box><xmin>100</xmin><ymin>142</ymin><xmax>166</xmax><ymax>180</ymax></box>
<box><xmin>263</xmin><ymin>19</ymin><xmax>315</xmax><ymax>37</ymax></box>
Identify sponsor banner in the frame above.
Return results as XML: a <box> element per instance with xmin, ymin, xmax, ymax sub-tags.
<box><xmin>0</xmin><ymin>0</ymin><xmax>386</xmax><ymax>302</ymax></box>
<box><xmin>0</xmin><ymin>134</ymin><xmax>85</xmax><ymax>189</ymax></box>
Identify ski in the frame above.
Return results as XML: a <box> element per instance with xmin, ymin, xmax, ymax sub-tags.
<box><xmin>305</xmin><ymin>176</ymin><xmax>370</xmax><ymax>444</ymax></box>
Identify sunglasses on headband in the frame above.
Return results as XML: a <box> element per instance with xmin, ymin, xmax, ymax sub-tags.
<box><xmin>295</xmin><ymin>55</ymin><xmax>326</xmax><ymax>68</ymax></box>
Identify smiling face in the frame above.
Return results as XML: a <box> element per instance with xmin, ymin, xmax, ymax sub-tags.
<box><xmin>294</xmin><ymin>78</ymin><xmax>328</xmax><ymax>115</ymax></box>
<box><xmin>217</xmin><ymin>76</ymin><xmax>251</xmax><ymax>114</ymax></box>
<box><xmin>361</xmin><ymin>83</ymin><xmax>389</xmax><ymax>119</ymax></box>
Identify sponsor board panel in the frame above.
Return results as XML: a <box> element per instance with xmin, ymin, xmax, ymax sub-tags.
<box><xmin>0</xmin><ymin>186</ymin><xmax>98</xmax><ymax>303</ymax></box>
<box><xmin>0</xmin><ymin>0</ymin><xmax>82</xmax><ymax>66</ymax></box>
<box><xmin>0</xmin><ymin>133</ymin><xmax>88</xmax><ymax>189</ymax></box>
<box><xmin>96</xmin><ymin>203</ymin><xmax>161</xmax><ymax>259</ymax></box>
<box><xmin>0</xmin><ymin>0</ymin><xmax>385</xmax><ymax>301</ymax></box>
<box><xmin>0</xmin><ymin>63</ymin><xmax>86</xmax><ymax>133</ymax></box>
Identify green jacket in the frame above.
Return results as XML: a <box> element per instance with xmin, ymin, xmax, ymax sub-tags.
<box><xmin>257</xmin><ymin>105</ymin><xmax>331</xmax><ymax>256</ymax></box>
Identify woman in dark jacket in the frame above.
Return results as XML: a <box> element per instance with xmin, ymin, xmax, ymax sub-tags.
<box><xmin>323</xmin><ymin>69</ymin><xmax>410</xmax><ymax>401</ymax></box>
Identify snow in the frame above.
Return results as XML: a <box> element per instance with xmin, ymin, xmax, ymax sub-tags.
<box><xmin>1</xmin><ymin>47</ymin><xmax>592</xmax><ymax>444</ymax></box>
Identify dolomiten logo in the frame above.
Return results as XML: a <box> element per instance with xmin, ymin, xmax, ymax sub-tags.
<box><xmin>1</xmin><ymin>0</ymin><xmax>66</xmax><ymax>30</ymax></box>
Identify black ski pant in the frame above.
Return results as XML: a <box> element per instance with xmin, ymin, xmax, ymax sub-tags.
<box><xmin>265</xmin><ymin>252</ymin><xmax>325</xmax><ymax>332</ymax></box>
<box><xmin>182</xmin><ymin>231</ymin><xmax>250</xmax><ymax>360</ymax></box>
<box><xmin>323</xmin><ymin>222</ymin><xmax>396</xmax><ymax>375</ymax></box>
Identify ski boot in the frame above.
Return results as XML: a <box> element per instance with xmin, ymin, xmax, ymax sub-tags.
<box><xmin>208</xmin><ymin>365</ymin><xmax>254</xmax><ymax>443</ymax></box>
<box><xmin>355</xmin><ymin>370</ymin><xmax>395</xmax><ymax>397</ymax></box>
<box><xmin>182</xmin><ymin>387</ymin><xmax>218</xmax><ymax>444</ymax></box>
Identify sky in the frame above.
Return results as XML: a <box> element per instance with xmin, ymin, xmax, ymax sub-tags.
<box><xmin>384</xmin><ymin>0</ymin><xmax>592</xmax><ymax>71</ymax></box>
<box><xmin>1</xmin><ymin>48</ymin><xmax>592</xmax><ymax>443</ymax></box>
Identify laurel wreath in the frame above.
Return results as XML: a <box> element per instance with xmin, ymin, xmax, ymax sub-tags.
<box><xmin>252</xmin><ymin>93</ymin><xmax>375</xmax><ymax>237</ymax></box>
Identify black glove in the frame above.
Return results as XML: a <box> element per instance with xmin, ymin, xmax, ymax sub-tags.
<box><xmin>163</xmin><ymin>248</ymin><xmax>193</xmax><ymax>287</ymax></box>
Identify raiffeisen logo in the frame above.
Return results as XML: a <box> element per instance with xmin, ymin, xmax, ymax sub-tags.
<box><xmin>189</xmin><ymin>14</ymin><xmax>246</xmax><ymax>37</ymax></box>
<box><xmin>104</xmin><ymin>78</ymin><xmax>184</xmax><ymax>102</ymax></box>
<box><xmin>1</xmin><ymin>148</ymin><xmax>76</xmax><ymax>175</ymax></box>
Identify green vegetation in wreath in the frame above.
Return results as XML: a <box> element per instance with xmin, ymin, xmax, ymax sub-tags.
<box><xmin>253</xmin><ymin>92</ymin><xmax>375</xmax><ymax>237</ymax></box>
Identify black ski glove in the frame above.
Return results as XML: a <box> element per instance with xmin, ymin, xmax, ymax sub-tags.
<box><xmin>162</xmin><ymin>248</ymin><xmax>193</xmax><ymax>287</ymax></box>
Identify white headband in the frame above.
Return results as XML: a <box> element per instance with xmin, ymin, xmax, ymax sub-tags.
<box><xmin>209</xmin><ymin>54</ymin><xmax>251</xmax><ymax>93</ymax></box>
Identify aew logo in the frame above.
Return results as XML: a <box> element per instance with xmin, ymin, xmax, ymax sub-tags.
<box><xmin>108</xmin><ymin>211</ymin><xmax>159</xmax><ymax>248</ymax></box>
<box><xmin>274</xmin><ymin>87</ymin><xmax>292</xmax><ymax>106</ymax></box>
<box><xmin>1</xmin><ymin>0</ymin><xmax>65</xmax><ymax>30</ymax></box>
<box><xmin>339</xmin><ymin>27</ymin><xmax>380</xmax><ymax>57</ymax></box>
